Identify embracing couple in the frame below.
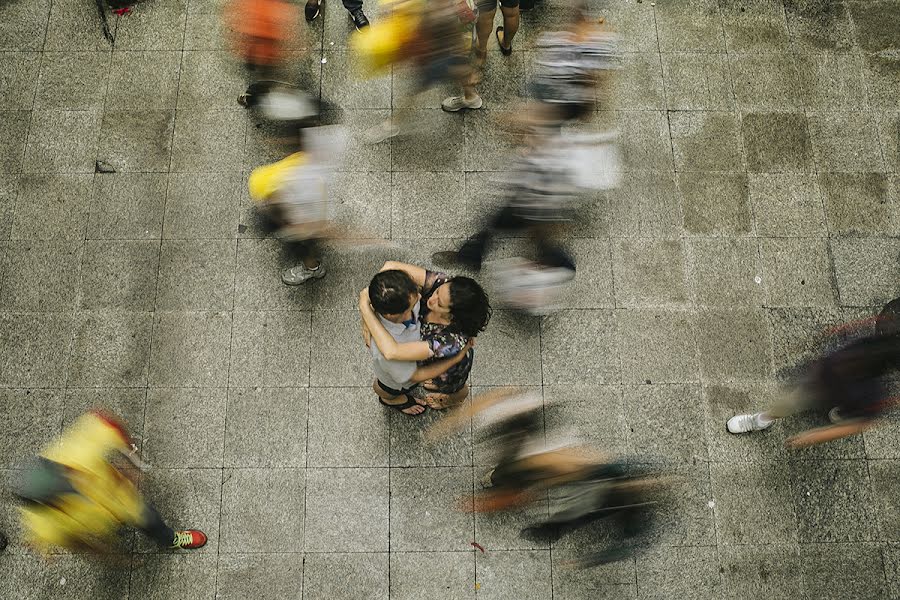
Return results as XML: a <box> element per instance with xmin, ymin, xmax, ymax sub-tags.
<box><xmin>359</xmin><ymin>262</ymin><xmax>491</xmax><ymax>415</ymax></box>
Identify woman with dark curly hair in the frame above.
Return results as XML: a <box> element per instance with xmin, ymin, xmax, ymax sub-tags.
<box><xmin>360</xmin><ymin>261</ymin><xmax>491</xmax><ymax>409</ymax></box>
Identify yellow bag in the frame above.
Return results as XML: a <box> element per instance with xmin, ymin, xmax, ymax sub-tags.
<box><xmin>248</xmin><ymin>152</ymin><xmax>308</xmax><ymax>201</ymax></box>
<box><xmin>349</xmin><ymin>1</ymin><xmax>421</xmax><ymax>75</ymax></box>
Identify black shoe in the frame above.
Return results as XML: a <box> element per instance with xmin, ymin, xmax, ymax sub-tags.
<box><xmin>0</xmin><ymin>532</ymin><xmax>7</xmax><ymax>551</ymax></box>
<box><xmin>350</xmin><ymin>8</ymin><xmax>369</xmax><ymax>30</ymax></box>
<box><xmin>305</xmin><ymin>0</ymin><xmax>321</xmax><ymax>21</ymax></box>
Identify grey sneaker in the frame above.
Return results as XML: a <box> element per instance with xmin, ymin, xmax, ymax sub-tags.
<box><xmin>441</xmin><ymin>94</ymin><xmax>483</xmax><ymax>112</ymax></box>
<box><xmin>364</xmin><ymin>119</ymin><xmax>400</xmax><ymax>144</ymax></box>
<box><xmin>281</xmin><ymin>263</ymin><xmax>326</xmax><ymax>285</ymax></box>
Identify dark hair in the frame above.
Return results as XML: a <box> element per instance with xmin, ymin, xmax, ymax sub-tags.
<box><xmin>369</xmin><ymin>270</ymin><xmax>418</xmax><ymax>316</ymax></box>
<box><xmin>443</xmin><ymin>276</ymin><xmax>492</xmax><ymax>337</ymax></box>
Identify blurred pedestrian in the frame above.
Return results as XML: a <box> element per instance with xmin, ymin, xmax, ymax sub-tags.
<box><xmin>360</xmin><ymin>269</ymin><xmax>475</xmax><ymax>415</ymax></box>
<box><xmin>305</xmin><ymin>0</ymin><xmax>370</xmax><ymax>30</ymax></box>
<box><xmin>12</xmin><ymin>411</ymin><xmax>206</xmax><ymax>555</ymax></box>
<box><xmin>727</xmin><ymin>300</ymin><xmax>900</xmax><ymax>447</ymax></box>
<box><xmin>359</xmin><ymin>261</ymin><xmax>491</xmax><ymax>409</ymax></box>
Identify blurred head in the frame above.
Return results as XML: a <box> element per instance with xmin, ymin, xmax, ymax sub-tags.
<box><xmin>876</xmin><ymin>297</ymin><xmax>900</xmax><ymax>338</ymax></box>
<box><xmin>369</xmin><ymin>270</ymin><xmax>420</xmax><ymax>319</ymax></box>
<box><xmin>427</xmin><ymin>276</ymin><xmax>492</xmax><ymax>337</ymax></box>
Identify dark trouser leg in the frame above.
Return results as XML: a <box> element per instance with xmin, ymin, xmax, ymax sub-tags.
<box><xmin>287</xmin><ymin>239</ymin><xmax>321</xmax><ymax>270</ymax></box>
<box><xmin>139</xmin><ymin>503</ymin><xmax>175</xmax><ymax>547</ymax></box>
<box><xmin>459</xmin><ymin>205</ymin><xmax>528</xmax><ymax>268</ymax></box>
<box><xmin>536</xmin><ymin>239</ymin><xmax>576</xmax><ymax>272</ymax></box>
<box><xmin>342</xmin><ymin>0</ymin><xmax>362</xmax><ymax>11</ymax></box>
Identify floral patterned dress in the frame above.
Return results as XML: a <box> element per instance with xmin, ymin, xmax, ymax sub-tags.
<box><xmin>417</xmin><ymin>271</ymin><xmax>473</xmax><ymax>394</ymax></box>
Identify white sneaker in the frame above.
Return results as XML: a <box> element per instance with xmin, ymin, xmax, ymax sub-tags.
<box><xmin>281</xmin><ymin>264</ymin><xmax>326</xmax><ymax>285</ymax></box>
<box><xmin>441</xmin><ymin>94</ymin><xmax>483</xmax><ymax>112</ymax></box>
<box><xmin>726</xmin><ymin>412</ymin><xmax>774</xmax><ymax>434</ymax></box>
<box><xmin>363</xmin><ymin>119</ymin><xmax>400</xmax><ymax>144</ymax></box>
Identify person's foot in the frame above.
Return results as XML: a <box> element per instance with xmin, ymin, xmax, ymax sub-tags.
<box><xmin>479</xmin><ymin>468</ymin><xmax>495</xmax><ymax>489</ymax></box>
<box><xmin>282</xmin><ymin>263</ymin><xmax>327</xmax><ymax>285</ymax></box>
<box><xmin>237</xmin><ymin>93</ymin><xmax>250</xmax><ymax>108</ymax></box>
<box><xmin>496</xmin><ymin>26</ymin><xmax>512</xmax><ymax>56</ymax></box>
<box><xmin>171</xmin><ymin>530</ymin><xmax>207</xmax><ymax>549</ymax></box>
<box><xmin>0</xmin><ymin>532</ymin><xmax>8</xmax><ymax>551</ymax></box>
<box><xmin>828</xmin><ymin>407</ymin><xmax>846</xmax><ymax>424</ymax></box>
<box><xmin>350</xmin><ymin>8</ymin><xmax>369</xmax><ymax>30</ymax></box>
<box><xmin>364</xmin><ymin>119</ymin><xmax>400</xmax><ymax>144</ymax></box>
<box><xmin>305</xmin><ymin>0</ymin><xmax>321</xmax><ymax>21</ymax></box>
<box><xmin>726</xmin><ymin>412</ymin><xmax>774</xmax><ymax>434</ymax></box>
<box><xmin>441</xmin><ymin>94</ymin><xmax>483</xmax><ymax>113</ymax></box>
<box><xmin>381</xmin><ymin>396</ymin><xmax>426</xmax><ymax>415</ymax></box>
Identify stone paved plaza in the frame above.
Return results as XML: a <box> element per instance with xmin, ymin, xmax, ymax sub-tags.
<box><xmin>1</xmin><ymin>0</ymin><xmax>900</xmax><ymax>598</ymax></box>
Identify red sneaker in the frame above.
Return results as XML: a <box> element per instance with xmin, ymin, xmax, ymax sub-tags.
<box><xmin>171</xmin><ymin>530</ymin><xmax>207</xmax><ymax>549</ymax></box>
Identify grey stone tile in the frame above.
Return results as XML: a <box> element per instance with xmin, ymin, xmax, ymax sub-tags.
<box><xmin>225</xmin><ymin>387</ymin><xmax>308</xmax><ymax>467</ymax></box>
<box><xmin>607</xmin><ymin>171</ymin><xmax>682</xmax><ymax>237</ymax></box>
<box><xmin>66</xmin><ymin>311</ymin><xmax>152</xmax><ymax>387</ymax></box>
<box><xmin>595</xmin><ymin>1</ymin><xmax>657</xmax><ymax>53</ymax></box>
<box><xmin>654</xmin><ymin>0</ymin><xmax>725</xmax><ymax>52</ymax></box>
<box><xmin>0</xmin><ymin>389</ymin><xmax>64</xmax><ymax>467</ymax></box>
<box><xmin>170</xmin><ymin>109</ymin><xmax>245</xmax><ymax>172</ymax></box>
<box><xmin>0</xmin><ymin>110</ymin><xmax>28</xmax><ymax>173</ymax></box>
<box><xmin>0</xmin><ymin>52</ymin><xmax>40</xmax><ymax>109</ymax></box>
<box><xmin>0</xmin><ymin>240</ymin><xmax>82</xmax><ymax>311</ymax></box>
<box><xmin>470</xmin><ymin>310</ymin><xmax>542</xmax><ymax>386</ymax></box>
<box><xmin>870</xmin><ymin>459</ymin><xmax>900</xmax><ymax>540</ymax></box>
<box><xmin>635</xmin><ymin>546</ymin><xmax>723</xmax><ymax>600</ymax></box>
<box><xmin>220</xmin><ymin>468</ymin><xmax>305</xmax><ymax>552</ymax></box>
<box><xmin>303</xmin><ymin>552</ymin><xmax>389</xmax><ymax>600</ymax></box>
<box><xmin>760</xmin><ymin>237</ymin><xmax>836</xmax><ymax>307</ymax></box>
<box><xmin>749</xmin><ymin>173</ymin><xmax>826</xmax><ymax>236</ymax></box>
<box><xmin>878</xmin><ymin>112</ymin><xmax>900</xmax><ymax>172</ymax></box>
<box><xmin>177</xmin><ymin>51</ymin><xmax>246</xmax><ymax>111</ymax></box>
<box><xmin>463</xmin><ymin>110</ymin><xmax>518</xmax><ymax>172</ymax></box>
<box><xmin>696</xmin><ymin>309</ymin><xmax>773</xmax><ymax>381</ymax></box>
<box><xmin>390</xmin><ymin>397</ymin><xmax>473</xmax><ymax>467</ymax></box>
<box><xmin>34</xmin><ymin>51</ymin><xmax>109</xmax><ymax>110</ymax></box>
<box><xmin>331</xmin><ymin>171</ymin><xmax>392</xmax><ymax>239</ymax></box>
<box><xmin>719</xmin><ymin>544</ymin><xmax>803</xmax><ymax>600</ymax></box>
<box><xmin>135</xmin><ymin>467</ymin><xmax>222</xmax><ymax>553</ymax></box>
<box><xmin>799</xmin><ymin>543</ymin><xmax>888</xmax><ymax>600</ymax></box>
<box><xmin>41</xmin><ymin>0</ymin><xmax>109</xmax><ymax>51</ymax></box>
<box><xmin>687</xmin><ymin>237</ymin><xmax>762</xmax><ymax>307</ymax></box>
<box><xmin>391</xmin><ymin>110</ymin><xmax>465</xmax><ymax>172</ymax></box>
<box><xmin>475</xmin><ymin>550</ymin><xmax>551</xmax><ymax>600</ymax></box>
<box><xmin>321</xmin><ymin>50</ymin><xmax>390</xmax><ymax>109</ymax></box>
<box><xmin>184</xmin><ymin>0</ymin><xmax>236</xmax><ymax>51</ymax></box>
<box><xmin>130</xmin><ymin>555</ymin><xmax>218</xmax><ymax>600</ymax></box>
<box><xmin>783</xmin><ymin>0</ymin><xmax>855</xmax><ymax>51</ymax></box>
<box><xmin>148</xmin><ymin>311</ymin><xmax>232</xmax><ymax>386</ymax></box>
<box><xmin>552</xmin><ymin>553</ymin><xmax>637</xmax><ymax>599</ymax></box>
<box><xmin>325</xmin><ymin>109</ymin><xmax>392</xmax><ymax>172</ymax></box>
<box><xmin>711</xmin><ymin>460</ymin><xmax>798</xmax><ymax>544</ymax></box>
<box><xmin>613</xmin><ymin>53</ymin><xmax>665</xmax><ymax>111</ymax></box>
<box><xmin>0</xmin><ymin>313</ymin><xmax>72</xmax><ymax>387</ymax></box>
<box><xmin>0</xmin><ymin>0</ymin><xmax>49</xmax><ymax>51</ymax></box>
<box><xmin>11</xmin><ymin>173</ymin><xmax>93</xmax><ymax>240</ymax></box>
<box><xmin>156</xmin><ymin>239</ymin><xmax>236</xmax><ymax>310</ymax></box>
<box><xmin>617</xmin><ymin>311</ymin><xmax>700</xmax><ymax>384</ymax></box>
<box><xmin>143</xmin><ymin>387</ymin><xmax>225</xmax><ymax>467</ymax></box>
<box><xmin>98</xmin><ymin>109</ymin><xmax>175</xmax><ymax>173</ymax></box>
<box><xmin>89</xmin><ymin>173</ymin><xmax>167</xmax><ymax>239</ymax></box>
<box><xmin>797</xmin><ymin>52</ymin><xmax>870</xmax><ymax>110</ymax></box>
<box><xmin>233</xmin><ymin>238</ymin><xmax>314</xmax><ymax>309</ymax></box>
<box><xmin>474</xmin><ymin>52</ymin><xmax>527</xmax><ymax>108</ymax></box>
<box><xmin>304</xmin><ymin>467</ymin><xmax>389</xmax><ymax>552</ymax></box>
<box><xmin>864</xmin><ymin>54</ymin><xmax>900</xmax><ymax>111</ymax></box>
<box><xmin>885</xmin><ymin>543</ymin><xmax>900</xmax><ymax>599</ymax></box>
<box><xmin>765</xmin><ymin>307</ymin><xmax>853</xmax><ymax>375</ymax></box>
<box><xmin>391</xmin><ymin>467</ymin><xmax>474</xmax><ymax>551</ymax></box>
<box><xmin>730</xmin><ymin>54</ymin><xmax>805</xmax><ymax>110</ymax></box>
<box><xmin>542</xmin><ymin>309</ymin><xmax>620</xmax><ymax>385</ymax></box>
<box><xmin>106</xmin><ymin>51</ymin><xmax>182</xmax><ymax>110</ymax></box>
<box><xmin>612</xmin><ymin>238</ymin><xmax>689</xmax><ymax>307</ymax></box>
<box><xmin>792</xmin><ymin>459</ymin><xmax>878</xmax><ymax>542</ymax></box>
<box><xmin>558</xmin><ymin>238</ymin><xmax>614</xmax><ymax>309</ymax></box>
<box><xmin>679</xmin><ymin>172</ymin><xmax>752</xmax><ymax>234</ymax></box>
<box><xmin>63</xmin><ymin>387</ymin><xmax>146</xmax><ymax>439</ymax></box>
<box><xmin>30</xmin><ymin>555</ymin><xmax>131</xmax><ymax>599</ymax></box>
<box><xmin>0</xmin><ymin>177</ymin><xmax>15</xmax><ymax>240</ymax></box>
<box><xmin>391</xmin><ymin>172</ymin><xmax>466</xmax><ymax>239</ymax></box>
<box><xmin>544</xmin><ymin>385</ymin><xmax>628</xmax><ymax>454</ymax></box>
<box><xmin>163</xmin><ymin>172</ymin><xmax>241</xmax><ymax>239</ymax></box>
<box><xmin>742</xmin><ymin>112</ymin><xmax>813</xmax><ymax>173</ymax></box>
<box><xmin>114</xmin><ymin>0</ymin><xmax>188</xmax><ymax>50</ymax></box>
<box><xmin>229</xmin><ymin>311</ymin><xmax>310</xmax><ymax>387</ymax></box>
<box><xmin>702</xmin><ymin>382</ymin><xmax>789</xmax><ymax>461</ymax></box>
<box><xmin>390</xmin><ymin>551</ymin><xmax>474</xmax><ymax>600</ymax></box>
<box><xmin>307</xmin><ymin>387</ymin><xmax>389</xmax><ymax>467</ymax></box>
<box><xmin>624</xmin><ymin>384</ymin><xmax>708</xmax><ymax>461</ymax></box>
<box><xmin>217</xmin><ymin>553</ymin><xmax>303</xmax><ymax>600</ymax></box>
<box><xmin>639</xmin><ymin>461</ymin><xmax>717</xmax><ymax>547</ymax></box>
<box><xmin>830</xmin><ymin>237</ymin><xmax>900</xmax><ymax>306</ymax></box>
<box><xmin>616</xmin><ymin>110</ymin><xmax>673</xmax><ymax>172</ymax></box>
<box><xmin>78</xmin><ymin>240</ymin><xmax>160</xmax><ymax>310</ymax></box>
<box><xmin>720</xmin><ymin>0</ymin><xmax>791</xmax><ymax>51</ymax></box>
<box><xmin>309</xmin><ymin>309</ymin><xmax>373</xmax><ymax>386</ymax></box>
<box><xmin>669</xmin><ymin>111</ymin><xmax>743</xmax><ymax>171</ymax></box>
<box><xmin>661</xmin><ymin>53</ymin><xmax>734</xmax><ymax>111</ymax></box>
<box><xmin>848</xmin><ymin>0</ymin><xmax>900</xmax><ymax>52</ymax></box>
<box><xmin>864</xmin><ymin>423</ymin><xmax>900</xmax><ymax>459</ymax></box>
<box><xmin>808</xmin><ymin>111</ymin><xmax>885</xmax><ymax>172</ymax></box>
<box><xmin>822</xmin><ymin>172</ymin><xmax>897</xmax><ymax>236</ymax></box>
<box><xmin>23</xmin><ymin>109</ymin><xmax>101</xmax><ymax>173</ymax></box>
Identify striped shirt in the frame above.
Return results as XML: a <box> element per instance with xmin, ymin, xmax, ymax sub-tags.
<box><xmin>532</xmin><ymin>29</ymin><xmax>621</xmax><ymax>106</ymax></box>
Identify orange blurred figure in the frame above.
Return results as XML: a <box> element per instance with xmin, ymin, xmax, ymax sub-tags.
<box><xmin>226</xmin><ymin>0</ymin><xmax>298</xmax><ymax>71</ymax></box>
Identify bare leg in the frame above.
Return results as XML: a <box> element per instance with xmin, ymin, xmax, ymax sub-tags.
<box><xmin>424</xmin><ymin>383</ymin><xmax>470</xmax><ymax>409</ymax></box>
<box><xmin>497</xmin><ymin>5</ymin><xmax>520</xmax><ymax>50</ymax></box>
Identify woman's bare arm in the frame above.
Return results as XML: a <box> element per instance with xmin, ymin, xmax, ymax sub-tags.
<box><xmin>379</xmin><ymin>261</ymin><xmax>427</xmax><ymax>288</ymax></box>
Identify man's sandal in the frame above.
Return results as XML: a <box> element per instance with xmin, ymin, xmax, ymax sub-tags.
<box><xmin>379</xmin><ymin>396</ymin><xmax>427</xmax><ymax>416</ymax></box>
